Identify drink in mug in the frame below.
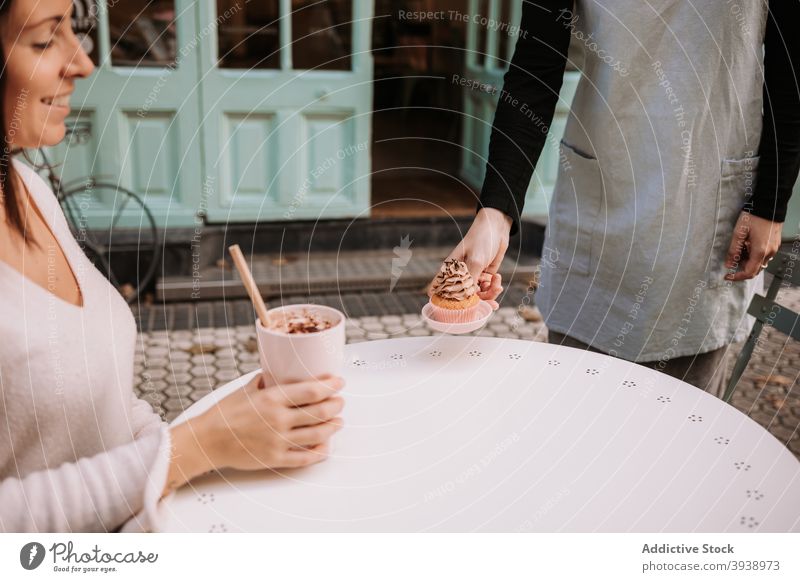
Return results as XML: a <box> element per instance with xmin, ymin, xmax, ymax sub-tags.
<box><xmin>255</xmin><ymin>304</ymin><xmax>346</xmax><ymax>387</ymax></box>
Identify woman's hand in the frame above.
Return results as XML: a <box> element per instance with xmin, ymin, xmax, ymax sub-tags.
<box><xmin>203</xmin><ymin>373</ymin><xmax>345</xmax><ymax>470</ymax></box>
<box><xmin>431</xmin><ymin>208</ymin><xmax>512</xmax><ymax>306</ymax></box>
<box><xmin>163</xmin><ymin>374</ymin><xmax>345</xmax><ymax>497</ymax></box>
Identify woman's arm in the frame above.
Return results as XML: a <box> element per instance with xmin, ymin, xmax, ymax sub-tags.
<box><xmin>158</xmin><ymin>371</ymin><xmax>349</xmax><ymax>499</ymax></box>
<box><xmin>0</xmin><ymin>427</ymin><xmax>171</xmax><ymax>532</ymax></box>
<box><xmin>2</xmin><ymin>374</ymin><xmax>345</xmax><ymax>532</ymax></box>
<box><xmin>127</xmin><ymin>394</ymin><xmax>213</xmax><ymax>500</ymax></box>
<box><xmin>160</xmin><ymin>419</ymin><xmax>214</xmax><ymax>498</ymax></box>
<box><xmin>129</xmin><ymin>392</ymin><xmax>166</xmax><ymax>439</ymax></box>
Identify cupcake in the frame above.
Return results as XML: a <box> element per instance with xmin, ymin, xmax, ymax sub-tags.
<box><xmin>428</xmin><ymin>259</ymin><xmax>481</xmax><ymax>323</ymax></box>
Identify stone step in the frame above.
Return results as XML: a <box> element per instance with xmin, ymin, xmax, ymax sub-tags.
<box><xmin>157</xmin><ymin>246</ymin><xmax>539</xmax><ymax>301</ymax></box>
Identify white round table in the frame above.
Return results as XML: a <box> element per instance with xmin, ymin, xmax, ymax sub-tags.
<box><xmin>158</xmin><ymin>336</ymin><xmax>800</xmax><ymax>532</ymax></box>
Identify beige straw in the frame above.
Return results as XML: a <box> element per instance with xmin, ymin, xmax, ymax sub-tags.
<box><xmin>228</xmin><ymin>244</ymin><xmax>270</xmax><ymax>327</ymax></box>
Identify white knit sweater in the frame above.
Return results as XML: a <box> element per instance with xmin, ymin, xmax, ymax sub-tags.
<box><xmin>0</xmin><ymin>158</ymin><xmax>172</xmax><ymax>532</ymax></box>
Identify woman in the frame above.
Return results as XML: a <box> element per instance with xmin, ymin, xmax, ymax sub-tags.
<box><xmin>0</xmin><ymin>0</ymin><xmax>344</xmax><ymax>532</ymax></box>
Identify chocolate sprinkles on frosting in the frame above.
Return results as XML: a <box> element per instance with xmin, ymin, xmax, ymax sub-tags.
<box><xmin>431</xmin><ymin>259</ymin><xmax>478</xmax><ymax>301</ymax></box>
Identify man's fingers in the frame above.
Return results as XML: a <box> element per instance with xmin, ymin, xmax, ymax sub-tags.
<box><xmin>726</xmin><ymin>213</ymin><xmax>783</xmax><ymax>281</ymax></box>
<box><xmin>492</xmin><ymin>272</ymin><xmax>502</xmax><ymax>293</ymax></box>
<box><xmin>478</xmin><ymin>272</ymin><xmax>492</xmax><ymax>291</ymax></box>
<box><xmin>465</xmin><ymin>257</ymin><xmax>486</xmax><ymax>285</ymax></box>
<box><xmin>724</xmin><ymin>232</ymin><xmax>747</xmax><ymax>269</ymax></box>
<box><xmin>477</xmin><ymin>273</ymin><xmax>503</xmax><ymax>302</ymax></box>
<box><xmin>727</xmin><ymin>252</ymin><xmax>767</xmax><ymax>282</ymax></box>
<box><xmin>475</xmin><ymin>250</ymin><xmax>503</xmax><ymax>281</ymax></box>
<box><xmin>725</xmin><ymin>212</ymin><xmax>753</xmax><ymax>269</ymax></box>
<box><xmin>723</xmin><ymin>244</ymin><xmax>737</xmax><ymax>270</ymax></box>
<box><xmin>486</xmin><ymin>240</ymin><xmax>508</xmax><ymax>274</ymax></box>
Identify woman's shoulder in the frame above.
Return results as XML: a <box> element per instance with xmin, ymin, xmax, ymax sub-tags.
<box><xmin>10</xmin><ymin>156</ymin><xmax>58</xmax><ymax>206</ymax></box>
<box><xmin>11</xmin><ymin>155</ymin><xmax>69</xmax><ymax>227</ymax></box>
<box><xmin>11</xmin><ymin>155</ymin><xmax>52</xmax><ymax>189</ymax></box>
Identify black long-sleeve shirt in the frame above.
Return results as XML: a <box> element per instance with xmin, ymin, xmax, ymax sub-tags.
<box><xmin>479</xmin><ymin>0</ymin><xmax>800</xmax><ymax>235</ymax></box>
<box><xmin>753</xmin><ymin>0</ymin><xmax>800</xmax><ymax>223</ymax></box>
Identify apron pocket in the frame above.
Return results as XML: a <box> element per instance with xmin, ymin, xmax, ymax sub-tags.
<box><xmin>705</xmin><ymin>155</ymin><xmax>759</xmax><ymax>288</ymax></box>
<box><xmin>548</xmin><ymin>140</ymin><xmax>604</xmax><ymax>276</ymax></box>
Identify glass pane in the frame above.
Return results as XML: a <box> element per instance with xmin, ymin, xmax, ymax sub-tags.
<box><xmin>108</xmin><ymin>1</ymin><xmax>177</xmax><ymax>67</ymax></box>
<box><xmin>497</xmin><ymin>0</ymin><xmax>511</xmax><ymax>68</ymax></box>
<box><xmin>72</xmin><ymin>0</ymin><xmax>100</xmax><ymax>66</ymax></box>
<box><xmin>474</xmin><ymin>0</ymin><xmax>488</xmax><ymax>68</ymax></box>
<box><xmin>217</xmin><ymin>0</ymin><xmax>280</xmax><ymax>69</ymax></box>
<box><xmin>292</xmin><ymin>0</ymin><xmax>351</xmax><ymax>70</ymax></box>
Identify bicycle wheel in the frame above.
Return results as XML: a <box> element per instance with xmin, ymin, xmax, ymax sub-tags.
<box><xmin>60</xmin><ymin>181</ymin><xmax>161</xmax><ymax>304</ymax></box>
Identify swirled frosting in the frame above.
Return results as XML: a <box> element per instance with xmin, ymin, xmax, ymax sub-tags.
<box><xmin>431</xmin><ymin>259</ymin><xmax>478</xmax><ymax>301</ymax></box>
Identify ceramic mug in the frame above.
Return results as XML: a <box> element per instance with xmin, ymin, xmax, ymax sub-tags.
<box><xmin>255</xmin><ymin>304</ymin><xmax>346</xmax><ymax>387</ymax></box>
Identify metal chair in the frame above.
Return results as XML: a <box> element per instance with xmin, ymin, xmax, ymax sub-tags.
<box><xmin>723</xmin><ymin>250</ymin><xmax>800</xmax><ymax>403</ymax></box>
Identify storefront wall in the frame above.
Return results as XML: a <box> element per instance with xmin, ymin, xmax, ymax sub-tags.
<box><xmin>50</xmin><ymin>0</ymin><xmax>800</xmax><ymax>239</ymax></box>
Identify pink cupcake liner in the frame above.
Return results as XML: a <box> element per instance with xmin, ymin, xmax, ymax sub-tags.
<box><xmin>427</xmin><ymin>301</ymin><xmax>481</xmax><ymax>323</ymax></box>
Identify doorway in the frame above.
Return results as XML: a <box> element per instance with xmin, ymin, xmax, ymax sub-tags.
<box><xmin>370</xmin><ymin>0</ymin><xmax>476</xmax><ymax>219</ymax></box>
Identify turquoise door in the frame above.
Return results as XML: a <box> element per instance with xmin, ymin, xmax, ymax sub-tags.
<box><xmin>43</xmin><ymin>0</ymin><xmax>204</xmax><ymax>228</ymax></box>
<box><xmin>48</xmin><ymin>0</ymin><xmax>373</xmax><ymax>228</ymax></box>
<box><xmin>197</xmin><ymin>0</ymin><xmax>373</xmax><ymax>222</ymax></box>
<box><xmin>459</xmin><ymin>0</ymin><xmax>578</xmax><ymax>222</ymax></box>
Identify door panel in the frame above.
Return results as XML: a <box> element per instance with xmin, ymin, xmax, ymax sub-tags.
<box><xmin>120</xmin><ymin>112</ymin><xmax>179</xmax><ymax>198</ymax></box>
<box><xmin>216</xmin><ymin>0</ymin><xmax>281</xmax><ymax>70</ymax></box>
<box><xmin>291</xmin><ymin>0</ymin><xmax>353</xmax><ymax>71</ymax></box>
<box><xmin>300</xmin><ymin>113</ymin><xmax>356</xmax><ymax>202</ymax></box>
<box><xmin>43</xmin><ymin>0</ymin><xmax>203</xmax><ymax>228</ymax></box>
<box><xmin>46</xmin><ymin>111</ymin><xmax>98</xmax><ymax>189</ymax></box>
<box><xmin>51</xmin><ymin>1</ymin><xmax>376</xmax><ymax>227</ymax></box>
<box><xmin>220</xmin><ymin>113</ymin><xmax>280</xmax><ymax>206</ymax></box>
<box><xmin>522</xmin><ymin>74</ymin><xmax>579</xmax><ymax>219</ymax></box>
<box><xmin>201</xmin><ymin>0</ymin><xmax>373</xmax><ymax>222</ymax></box>
<box><xmin>461</xmin><ymin>91</ymin><xmax>490</xmax><ymax>188</ymax></box>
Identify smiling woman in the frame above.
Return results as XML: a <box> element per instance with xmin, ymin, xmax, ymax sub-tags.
<box><xmin>0</xmin><ymin>0</ymin><xmax>93</xmax><ymax>248</ymax></box>
<box><xmin>0</xmin><ymin>0</ymin><xmax>93</xmax><ymax>306</ymax></box>
<box><xmin>0</xmin><ymin>0</ymin><xmax>347</xmax><ymax>533</ymax></box>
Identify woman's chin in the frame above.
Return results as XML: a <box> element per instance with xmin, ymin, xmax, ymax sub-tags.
<box><xmin>38</xmin><ymin>124</ymin><xmax>68</xmax><ymax>147</ymax></box>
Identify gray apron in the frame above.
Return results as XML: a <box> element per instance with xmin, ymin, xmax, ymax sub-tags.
<box><xmin>536</xmin><ymin>0</ymin><xmax>768</xmax><ymax>362</ymax></box>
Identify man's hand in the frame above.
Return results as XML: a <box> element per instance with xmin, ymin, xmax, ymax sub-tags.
<box><xmin>724</xmin><ymin>211</ymin><xmax>783</xmax><ymax>282</ymax></box>
<box><xmin>431</xmin><ymin>208</ymin><xmax>512</xmax><ymax>305</ymax></box>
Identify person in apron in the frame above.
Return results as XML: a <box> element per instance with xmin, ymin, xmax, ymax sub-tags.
<box><xmin>445</xmin><ymin>0</ymin><xmax>799</xmax><ymax>397</ymax></box>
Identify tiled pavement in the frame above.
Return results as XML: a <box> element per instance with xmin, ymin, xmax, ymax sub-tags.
<box><xmin>133</xmin><ymin>282</ymin><xmax>800</xmax><ymax>460</ymax></box>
